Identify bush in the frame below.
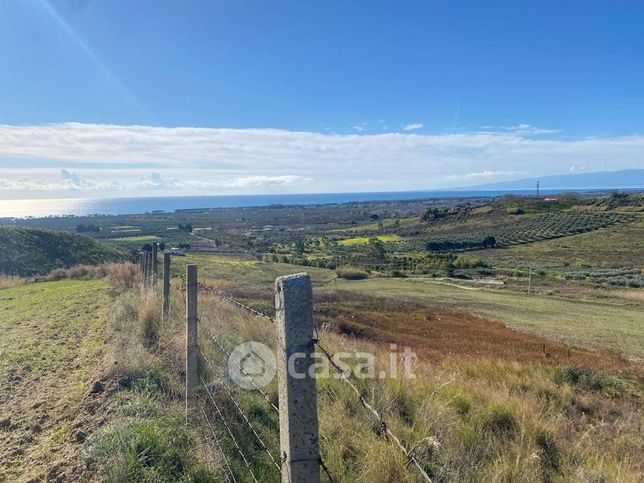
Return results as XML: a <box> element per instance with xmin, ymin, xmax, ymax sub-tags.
<box><xmin>554</xmin><ymin>366</ymin><xmax>624</xmax><ymax>396</ymax></box>
<box><xmin>0</xmin><ymin>274</ymin><xmax>23</xmax><ymax>289</ymax></box>
<box><xmin>108</xmin><ymin>263</ymin><xmax>140</xmax><ymax>293</ymax></box>
<box><xmin>335</xmin><ymin>267</ymin><xmax>369</xmax><ymax>280</ymax></box>
<box><xmin>453</xmin><ymin>255</ymin><xmax>487</xmax><ymax>269</ymax></box>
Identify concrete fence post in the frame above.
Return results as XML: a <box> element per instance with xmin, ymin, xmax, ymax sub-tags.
<box><xmin>185</xmin><ymin>265</ymin><xmax>198</xmax><ymax>415</ymax></box>
<box><xmin>162</xmin><ymin>253</ymin><xmax>171</xmax><ymax>321</ymax></box>
<box><xmin>274</xmin><ymin>273</ymin><xmax>320</xmax><ymax>483</ymax></box>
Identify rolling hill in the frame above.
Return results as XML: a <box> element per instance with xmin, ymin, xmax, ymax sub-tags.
<box><xmin>0</xmin><ymin>227</ymin><xmax>127</xmax><ymax>276</ymax></box>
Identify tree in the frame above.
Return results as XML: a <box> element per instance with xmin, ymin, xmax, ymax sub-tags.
<box><xmin>158</xmin><ymin>242</ymin><xmax>166</xmax><ymax>251</ymax></box>
<box><xmin>294</xmin><ymin>239</ymin><xmax>306</xmax><ymax>255</ymax></box>
<box><xmin>367</xmin><ymin>237</ymin><xmax>386</xmax><ymax>261</ymax></box>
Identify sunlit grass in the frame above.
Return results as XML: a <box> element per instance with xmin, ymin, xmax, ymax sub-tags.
<box><xmin>338</xmin><ymin>234</ymin><xmax>403</xmax><ymax>246</ymax></box>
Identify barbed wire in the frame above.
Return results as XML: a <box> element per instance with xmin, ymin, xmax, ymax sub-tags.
<box><xmin>201</xmin><ymin>325</ymin><xmax>280</xmax><ymax>414</ymax></box>
<box><xmin>187</xmin><ymin>280</ymin><xmax>425</xmax><ymax>481</ymax></box>
<box><xmin>199</xmin><ymin>348</ymin><xmax>281</xmax><ymax>472</ymax></box>
<box><xmin>201</xmin><ymin>375</ymin><xmax>260</xmax><ymax>483</ymax></box>
<box><xmin>319</xmin><ymin>456</ymin><xmax>336</xmax><ymax>483</ymax></box>
<box><xmin>199</xmin><ymin>402</ymin><xmax>237</xmax><ymax>483</ymax></box>
<box><xmin>199</xmin><ymin>284</ymin><xmax>275</xmax><ymax>323</ymax></box>
<box><xmin>314</xmin><ymin>339</ymin><xmax>433</xmax><ymax>483</ymax></box>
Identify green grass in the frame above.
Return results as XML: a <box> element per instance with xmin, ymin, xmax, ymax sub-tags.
<box><xmin>0</xmin><ymin>280</ymin><xmax>110</xmax><ymax>481</ymax></box>
<box><xmin>0</xmin><ymin>227</ymin><xmax>126</xmax><ymax>276</ymax></box>
<box><xmin>338</xmin><ymin>234</ymin><xmax>403</xmax><ymax>246</ymax></box>
<box><xmin>328</xmin><ymin>278</ymin><xmax>644</xmax><ymax>358</ymax></box>
<box><xmin>170</xmin><ymin>253</ymin><xmax>336</xmax><ymax>294</ymax></box>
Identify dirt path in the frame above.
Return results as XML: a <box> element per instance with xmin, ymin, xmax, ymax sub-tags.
<box><xmin>0</xmin><ymin>280</ymin><xmax>110</xmax><ymax>482</ymax></box>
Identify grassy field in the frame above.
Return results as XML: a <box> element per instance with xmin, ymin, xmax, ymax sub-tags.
<box><xmin>0</xmin><ymin>280</ymin><xmax>110</xmax><ymax>481</ymax></box>
<box><xmin>329</xmin><ymin>278</ymin><xmax>644</xmax><ymax>359</ymax></box>
<box><xmin>338</xmin><ymin>234</ymin><xmax>403</xmax><ymax>246</ymax></box>
<box><xmin>164</xmin><ymin>254</ymin><xmax>644</xmax><ymax>359</ymax></box>
<box><xmin>169</xmin><ymin>253</ymin><xmax>336</xmax><ymax>294</ymax></box>
<box><xmin>0</xmin><ymin>259</ymin><xmax>642</xmax><ymax>481</ymax></box>
<box><xmin>192</xmin><ymin>286</ymin><xmax>644</xmax><ymax>482</ymax></box>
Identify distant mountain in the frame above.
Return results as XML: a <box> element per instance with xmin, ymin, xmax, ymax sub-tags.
<box><xmin>452</xmin><ymin>169</ymin><xmax>644</xmax><ymax>191</ymax></box>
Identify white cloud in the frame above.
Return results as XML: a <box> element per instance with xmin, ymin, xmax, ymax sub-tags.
<box><xmin>504</xmin><ymin>124</ymin><xmax>561</xmax><ymax>135</ymax></box>
<box><xmin>0</xmin><ymin>122</ymin><xmax>643</xmax><ymax>197</ymax></box>
<box><xmin>445</xmin><ymin>170</ymin><xmax>524</xmax><ymax>181</ymax></box>
<box><xmin>403</xmin><ymin>123</ymin><xmax>423</xmax><ymax>131</ymax></box>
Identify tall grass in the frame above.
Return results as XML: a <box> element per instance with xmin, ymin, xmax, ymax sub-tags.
<box><xmin>336</xmin><ymin>266</ymin><xmax>369</xmax><ymax>280</ymax></box>
<box><xmin>193</xmin><ymin>290</ymin><xmax>643</xmax><ymax>482</ymax></box>
<box><xmin>0</xmin><ymin>274</ymin><xmax>23</xmax><ymax>289</ymax></box>
<box><xmin>90</xmin><ymin>283</ymin><xmax>643</xmax><ymax>482</ymax></box>
<box><xmin>85</xmin><ymin>286</ymin><xmax>223</xmax><ymax>481</ymax></box>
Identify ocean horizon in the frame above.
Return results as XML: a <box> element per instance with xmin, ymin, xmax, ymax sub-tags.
<box><xmin>0</xmin><ymin>188</ymin><xmax>639</xmax><ymax>219</ymax></box>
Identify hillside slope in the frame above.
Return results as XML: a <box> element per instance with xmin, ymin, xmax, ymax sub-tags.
<box><xmin>0</xmin><ymin>227</ymin><xmax>126</xmax><ymax>275</ymax></box>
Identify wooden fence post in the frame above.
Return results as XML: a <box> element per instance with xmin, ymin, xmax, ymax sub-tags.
<box><xmin>275</xmin><ymin>273</ymin><xmax>320</xmax><ymax>483</ymax></box>
<box><xmin>163</xmin><ymin>253</ymin><xmax>171</xmax><ymax>321</ymax></box>
<box><xmin>146</xmin><ymin>251</ymin><xmax>153</xmax><ymax>289</ymax></box>
<box><xmin>142</xmin><ymin>252</ymin><xmax>149</xmax><ymax>289</ymax></box>
<box><xmin>185</xmin><ymin>265</ymin><xmax>198</xmax><ymax>415</ymax></box>
<box><xmin>152</xmin><ymin>242</ymin><xmax>158</xmax><ymax>284</ymax></box>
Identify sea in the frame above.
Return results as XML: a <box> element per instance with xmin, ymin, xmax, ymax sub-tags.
<box><xmin>0</xmin><ymin>188</ymin><xmax>632</xmax><ymax>219</ymax></box>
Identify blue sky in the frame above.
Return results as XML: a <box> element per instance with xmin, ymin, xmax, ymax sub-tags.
<box><xmin>1</xmin><ymin>0</ymin><xmax>643</xmax><ymax>198</ymax></box>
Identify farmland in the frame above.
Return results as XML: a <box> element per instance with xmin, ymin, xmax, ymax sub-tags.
<box><xmin>1</xmin><ymin>191</ymin><xmax>643</xmax><ymax>481</ymax></box>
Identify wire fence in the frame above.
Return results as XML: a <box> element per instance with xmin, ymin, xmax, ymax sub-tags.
<box><xmin>196</xmin><ymin>283</ymin><xmax>432</xmax><ymax>483</ymax></box>
<box><xmin>153</xmin><ymin>263</ymin><xmax>432</xmax><ymax>483</ymax></box>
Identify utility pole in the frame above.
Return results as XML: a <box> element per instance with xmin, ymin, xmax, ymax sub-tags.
<box><xmin>536</xmin><ymin>180</ymin><xmax>540</xmax><ymax>197</ymax></box>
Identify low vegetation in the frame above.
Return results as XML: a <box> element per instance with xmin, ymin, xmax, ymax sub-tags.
<box><xmin>0</xmin><ymin>227</ymin><xmax>126</xmax><ymax>276</ymax></box>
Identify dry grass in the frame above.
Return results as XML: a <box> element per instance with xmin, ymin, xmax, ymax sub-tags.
<box><xmin>44</xmin><ymin>262</ymin><xmax>141</xmax><ymax>293</ymax></box>
<box><xmin>137</xmin><ymin>294</ymin><xmax>162</xmax><ymax>348</ymax></box>
<box><xmin>0</xmin><ymin>274</ymin><xmax>23</xmax><ymax>289</ymax></box>
<box><xmin>107</xmin><ymin>262</ymin><xmax>140</xmax><ymax>293</ymax></box>
<box><xmin>187</xmin><ymin>288</ymin><xmax>644</xmax><ymax>482</ymax></box>
<box><xmin>315</xmin><ymin>290</ymin><xmax>643</xmax><ymax>381</ymax></box>
<box><xmin>336</xmin><ymin>267</ymin><xmax>370</xmax><ymax>280</ymax></box>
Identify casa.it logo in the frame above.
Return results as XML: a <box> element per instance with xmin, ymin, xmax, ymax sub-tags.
<box><xmin>228</xmin><ymin>342</ymin><xmax>277</xmax><ymax>389</ymax></box>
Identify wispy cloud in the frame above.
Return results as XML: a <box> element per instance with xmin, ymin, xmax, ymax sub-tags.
<box><xmin>403</xmin><ymin>123</ymin><xmax>423</xmax><ymax>131</ymax></box>
<box><xmin>0</xmin><ymin>122</ymin><xmax>643</xmax><ymax>197</ymax></box>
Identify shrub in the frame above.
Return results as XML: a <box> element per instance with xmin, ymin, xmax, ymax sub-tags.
<box><xmin>335</xmin><ymin>267</ymin><xmax>369</xmax><ymax>280</ymax></box>
<box><xmin>108</xmin><ymin>263</ymin><xmax>140</xmax><ymax>293</ymax></box>
<box><xmin>0</xmin><ymin>274</ymin><xmax>23</xmax><ymax>289</ymax></box>
<box><xmin>554</xmin><ymin>366</ymin><xmax>624</xmax><ymax>396</ymax></box>
<box><xmin>453</xmin><ymin>255</ymin><xmax>486</xmax><ymax>269</ymax></box>
<box><xmin>482</xmin><ymin>404</ymin><xmax>517</xmax><ymax>437</ymax></box>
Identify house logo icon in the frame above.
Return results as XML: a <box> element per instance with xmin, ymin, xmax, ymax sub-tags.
<box><xmin>229</xmin><ymin>342</ymin><xmax>276</xmax><ymax>389</ymax></box>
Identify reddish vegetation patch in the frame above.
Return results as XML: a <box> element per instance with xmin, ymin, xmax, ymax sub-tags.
<box><xmin>314</xmin><ymin>291</ymin><xmax>643</xmax><ymax>381</ymax></box>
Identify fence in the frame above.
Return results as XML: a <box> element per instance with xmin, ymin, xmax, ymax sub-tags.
<box><xmin>138</xmin><ymin>249</ymin><xmax>433</xmax><ymax>483</ymax></box>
